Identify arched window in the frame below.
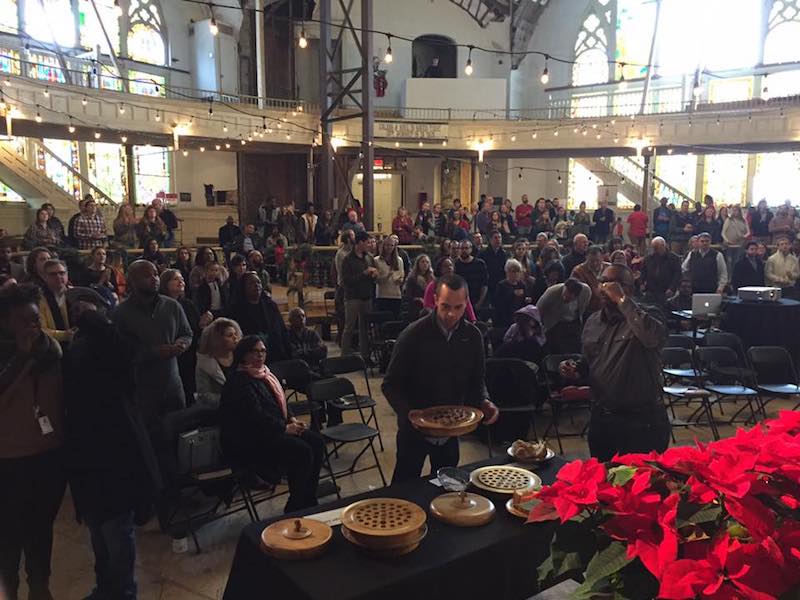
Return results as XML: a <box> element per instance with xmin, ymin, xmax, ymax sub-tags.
<box><xmin>763</xmin><ymin>0</ymin><xmax>800</xmax><ymax>98</ymax></box>
<box><xmin>79</xmin><ymin>0</ymin><xmax>120</xmax><ymax>54</ymax></box>
<box><xmin>572</xmin><ymin>2</ymin><xmax>611</xmax><ymax>86</ymax></box>
<box><xmin>127</xmin><ymin>0</ymin><xmax>166</xmax><ymax>66</ymax></box>
<box><xmin>412</xmin><ymin>34</ymin><xmax>457</xmax><ymax>78</ymax></box>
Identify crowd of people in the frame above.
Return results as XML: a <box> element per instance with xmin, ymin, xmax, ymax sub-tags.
<box><xmin>2</xmin><ymin>191</ymin><xmax>798</xmax><ymax>600</ymax></box>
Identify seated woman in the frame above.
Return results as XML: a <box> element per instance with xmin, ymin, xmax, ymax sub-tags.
<box><xmin>140</xmin><ymin>238</ymin><xmax>168</xmax><ymax>273</ymax></box>
<box><xmin>196</xmin><ymin>317</ymin><xmax>242</xmax><ymax>407</ymax></box>
<box><xmin>219</xmin><ymin>335</ymin><xmax>325</xmax><ymax>513</ymax></box>
<box><xmin>422</xmin><ymin>257</ymin><xmax>476</xmax><ymax>322</ymax></box>
<box><xmin>493</xmin><ymin>258</ymin><xmax>545</xmax><ymax>330</ymax></box>
<box><xmin>495</xmin><ymin>305</ymin><xmax>546</xmax><ymax>365</ymax></box>
<box><xmin>229</xmin><ymin>272</ymin><xmax>291</xmax><ymax>363</ymax></box>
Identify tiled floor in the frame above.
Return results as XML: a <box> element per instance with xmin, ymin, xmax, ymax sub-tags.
<box><xmin>23</xmin><ymin>333</ymin><xmax>796</xmax><ymax>600</ymax></box>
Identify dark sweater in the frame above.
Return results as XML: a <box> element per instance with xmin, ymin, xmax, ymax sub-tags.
<box><xmin>641</xmin><ymin>252</ymin><xmax>682</xmax><ymax>296</ymax></box>
<box><xmin>342</xmin><ymin>250</ymin><xmax>376</xmax><ymax>301</ymax></box>
<box><xmin>455</xmin><ymin>258</ymin><xmax>489</xmax><ymax>305</ymax></box>
<box><xmin>731</xmin><ymin>257</ymin><xmax>765</xmax><ymax>290</ymax></box>
<box><xmin>382</xmin><ymin>312</ymin><xmax>488</xmax><ymax>418</ymax></box>
<box><xmin>229</xmin><ymin>295</ymin><xmax>291</xmax><ymax>363</ymax></box>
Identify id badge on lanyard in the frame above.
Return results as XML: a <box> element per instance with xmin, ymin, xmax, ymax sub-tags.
<box><xmin>33</xmin><ymin>404</ymin><xmax>54</xmax><ymax>435</ymax></box>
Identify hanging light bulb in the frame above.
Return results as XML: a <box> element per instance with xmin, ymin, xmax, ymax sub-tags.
<box><xmin>113</xmin><ymin>0</ymin><xmax>122</xmax><ymax>17</ymax></box>
<box><xmin>510</xmin><ymin>134</ymin><xmax>516</xmax><ymax>142</ymax></box>
<box><xmin>465</xmin><ymin>46</ymin><xmax>474</xmax><ymax>76</ymax></box>
<box><xmin>208</xmin><ymin>101</ymin><xmax>214</xmax><ymax>117</ymax></box>
<box><xmin>442</xmin><ymin>140</ymin><xmax>447</xmax><ymax>146</ymax></box>
<box><xmin>240</xmin><ymin>139</ymin><xmax>246</xmax><ymax>145</ymax></box>
<box><xmin>298</xmin><ymin>24</ymin><xmax>308</xmax><ymax>49</ymax></box>
<box><xmin>200</xmin><ymin>146</ymin><xmax>205</xmax><ymax>152</ymax></box>
<box><xmin>34</xmin><ymin>107</ymin><xmax>42</xmax><ymax>123</ymax></box>
<box><xmin>94</xmin><ymin>131</ymin><xmax>101</xmax><ymax>139</ymax></box>
<box><xmin>67</xmin><ymin>120</ymin><xmax>75</xmax><ymax>134</ymax></box>
<box><xmin>215</xmin><ymin>144</ymin><xmax>221</xmax><ymax>150</ymax></box>
<box><xmin>384</xmin><ymin>35</ymin><xmax>393</xmax><ymax>63</ymax></box>
<box><xmin>209</xmin><ymin>15</ymin><xmax>219</xmax><ymax>37</ymax></box>
<box><xmin>762</xmin><ymin>74</ymin><xmax>770</xmax><ymax>101</ymax></box>
<box><xmin>556</xmin><ymin>170</ymin><xmax>562</xmax><ymax>184</ymax></box>
<box><xmin>285</xmin><ymin>133</ymin><xmax>291</xmax><ymax>140</ymax></box>
<box><xmin>118</xmin><ymin>103</ymin><xmax>125</xmax><ymax>114</ymax></box>
<box><xmin>222</xmin><ymin>123</ymin><xmax>228</xmax><ymax>132</ymax></box>
<box><xmin>182</xmin><ymin>150</ymin><xmax>189</xmax><ymax>157</ymax></box>
<box><xmin>418</xmin><ymin>141</ymin><xmax>423</xmax><ymax>147</ymax></box>
<box><xmin>518</xmin><ymin>169</ymin><xmax>523</xmax><ymax>180</ymax></box>
<box><xmin>154</xmin><ymin>110</ymin><xmax>161</xmax><ymax>122</ymax></box>
<box><xmin>0</xmin><ymin>94</ymin><xmax>6</xmax><ymax>113</ymax></box>
<box><xmin>540</xmin><ymin>55</ymin><xmax>550</xmax><ymax>85</ymax></box>
<box><xmin>121</xmin><ymin>135</ymin><xmax>128</xmax><ymax>143</ymax></box>
<box><xmin>531</xmin><ymin>131</ymin><xmax>537</xmax><ymax>139</ymax></box>
<box><xmin>553</xmin><ymin>128</ymin><xmax>559</xmax><ymax>136</ymax></box>
<box><xmin>43</xmin><ymin>87</ymin><xmax>49</xmax><ymax>98</ymax></box>
<box><xmin>81</xmin><ymin>96</ymin><xmax>88</xmax><ymax>106</ymax></box>
<box><xmin>667</xmin><ymin>147</ymin><xmax>674</xmax><ymax>155</ymax></box>
<box><xmin>225</xmin><ymin>142</ymin><xmax>231</xmax><ymax>148</ymax></box>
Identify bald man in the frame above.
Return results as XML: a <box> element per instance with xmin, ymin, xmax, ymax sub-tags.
<box><xmin>562</xmin><ymin>233</ymin><xmax>589</xmax><ymax>277</ymax></box>
<box><xmin>560</xmin><ymin>264</ymin><xmax>669</xmax><ymax>461</ymax></box>
<box><xmin>112</xmin><ymin>260</ymin><xmax>193</xmax><ymax>421</ymax></box>
<box><xmin>640</xmin><ymin>236</ymin><xmax>682</xmax><ymax>306</ymax></box>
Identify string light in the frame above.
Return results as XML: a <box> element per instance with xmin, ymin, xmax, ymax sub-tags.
<box><xmin>155</xmin><ymin>110</ymin><xmax>161</xmax><ymax>121</ymax></box>
<box><xmin>240</xmin><ymin>139</ymin><xmax>246</xmax><ymax>145</ymax></box>
<box><xmin>465</xmin><ymin>46</ymin><xmax>474</xmax><ymax>76</ymax></box>
<box><xmin>761</xmin><ymin>74</ymin><xmax>770</xmax><ymax>101</ymax></box>
<box><xmin>540</xmin><ymin>55</ymin><xmax>550</xmax><ymax>85</ymax></box>
<box><xmin>618</xmin><ymin>63</ymin><xmax>627</xmax><ymax>91</ymax></box>
<box><xmin>200</xmin><ymin>146</ymin><xmax>206</xmax><ymax>152</ymax></box>
<box><xmin>182</xmin><ymin>150</ymin><xmax>189</xmax><ymax>157</ymax></box>
<box><xmin>118</xmin><ymin>103</ymin><xmax>125</xmax><ymax>114</ymax></box>
<box><xmin>418</xmin><ymin>141</ymin><xmax>423</xmax><ymax>147</ymax></box>
<box><xmin>394</xmin><ymin>141</ymin><xmax>399</xmax><ymax>147</ymax></box>
<box><xmin>94</xmin><ymin>131</ymin><xmax>101</xmax><ymax>139</ymax></box>
<box><xmin>510</xmin><ymin>134</ymin><xmax>516</xmax><ymax>142</ymax></box>
<box><xmin>209</xmin><ymin>14</ymin><xmax>219</xmax><ymax>36</ymax></box>
<box><xmin>556</xmin><ymin>170</ymin><xmax>562</xmax><ymax>184</ymax></box>
<box><xmin>215</xmin><ymin>144</ymin><xmax>221</xmax><ymax>150</ymax></box>
<box><xmin>67</xmin><ymin>120</ymin><xmax>75</xmax><ymax>134</ymax></box>
<box><xmin>225</xmin><ymin>142</ymin><xmax>231</xmax><ymax>148</ymax></box>
<box><xmin>667</xmin><ymin>147</ymin><xmax>673</xmax><ymax>154</ymax></box>
<box><xmin>531</xmin><ymin>131</ymin><xmax>537</xmax><ymax>139</ymax></box>
<box><xmin>222</xmin><ymin>123</ymin><xmax>228</xmax><ymax>132</ymax></box>
<box><xmin>0</xmin><ymin>93</ymin><xmax>6</xmax><ymax>112</ymax></box>
<box><xmin>384</xmin><ymin>34</ymin><xmax>393</xmax><ymax>63</ymax></box>
<box><xmin>81</xmin><ymin>96</ymin><xmax>87</xmax><ymax>106</ymax></box>
<box><xmin>208</xmin><ymin>100</ymin><xmax>214</xmax><ymax>116</ymax></box>
<box><xmin>34</xmin><ymin>107</ymin><xmax>42</xmax><ymax>123</ymax></box>
<box><xmin>43</xmin><ymin>87</ymin><xmax>49</xmax><ymax>98</ymax></box>
<box><xmin>442</xmin><ymin>140</ymin><xmax>447</xmax><ymax>146</ymax></box>
<box><xmin>518</xmin><ymin>168</ymin><xmax>523</xmax><ymax>180</ymax></box>
<box><xmin>298</xmin><ymin>24</ymin><xmax>308</xmax><ymax>48</ymax></box>
<box><xmin>285</xmin><ymin>132</ymin><xmax>291</xmax><ymax>140</ymax></box>
<box><xmin>121</xmin><ymin>135</ymin><xmax>128</xmax><ymax>143</ymax></box>
<box><xmin>553</xmin><ymin>128</ymin><xmax>559</xmax><ymax>136</ymax></box>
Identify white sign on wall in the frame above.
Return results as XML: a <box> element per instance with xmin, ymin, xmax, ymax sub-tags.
<box><xmin>375</xmin><ymin>121</ymin><xmax>449</xmax><ymax>141</ymax></box>
<box><xmin>598</xmin><ymin>184</ymin><xmax>618</xmax><ymax>206</ymax></box>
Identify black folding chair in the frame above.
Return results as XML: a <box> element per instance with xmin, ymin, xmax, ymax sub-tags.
<box><xmin>703</xmin><ymin>332</ymin><xmax>757</xmax><ymax>385</ymax></box>
<box><xmin>660</xmin><ymin>347</ymin><xmax>718</xmax><ymax>440</ymax></box>
<box><xmin>322</xmin><ymin>290</ymin><xmax>337</xmax><ymax>341</ymax></box>
<box><xmin>320</xmin><ymin>354</ymin><xmax>383</xmax><ymax>450</ymax></box>
<box><xmin>484</xmin><ymin>358</ymin><xmax>542</xmax><ymax>456</ymax></box>
<box><xmin>307</xmin><ymin>377</ymin><xmax>387</xmax><ymax>497</ymax></box>
<box><xmin>666</xmin><ymin>334</ymin><xmax>695</xmax><ymax>350</ymax></box>
<box><xmin>541</xmin><ymin>354</ymin><xmax>592</xmax><ymax>454</ymax></box>
<box><xmin>696</xmin><ymin>346</ymin><xmax>763</xmax><ymax>425</ymax></box>
<box><xmin>269</xmin><ymin>359</ymin><xmax>323</xmax><ymax>430</ymax></box>
<box><xmin>747</xmin><ymin>346</ymin><xmax>800</xmax><ymax>412</ymax></box>
<box><xmin>365</xmin><ymin>310</ymin><xmax>395</xmax><ymax>367</ymax></box>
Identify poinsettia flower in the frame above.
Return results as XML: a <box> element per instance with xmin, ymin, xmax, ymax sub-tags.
<box><xmin>725</xmin><ymin>495</ymin><xmax>776</xmax><ymax>542</ymax></box>
<box><xmin>766</xmin><ymin>410</ymin><xmax>800</xmax><ymax>436</ymax></box>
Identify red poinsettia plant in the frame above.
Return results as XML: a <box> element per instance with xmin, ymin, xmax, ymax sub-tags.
<box><xmin>522</xmin><ymin>411</ymin><xmax>800</xmax><ymax>600</ymax></box>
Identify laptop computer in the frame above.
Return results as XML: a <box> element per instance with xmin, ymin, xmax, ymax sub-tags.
<box><xmin>691</xmin><ymin>293</ymin><xmax>722</xmax><ymax>318</ymax></box>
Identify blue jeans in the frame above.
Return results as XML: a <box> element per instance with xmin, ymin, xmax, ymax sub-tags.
<box><xmin>85</xmin><ymin>511</ymin><xmax>137</xmax><ymax>600</ymax></box>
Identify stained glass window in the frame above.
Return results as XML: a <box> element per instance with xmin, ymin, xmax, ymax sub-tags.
<box><xmin>0</xmin><ymin>0</ymin><xmax>17</xmax><ymax>34</ymax></box>
<box><xmin>0</xmin><ymin>180</ymin><xmax>23</xmax><ymax>202</ymax></box>
<box><xmin>25</xmin><ymin>0</ymin><xmax>76</xmax><ymax>47</ymax></box>
<box><xmin>133</xmin><ymin>145</ymin><xmax>170</xmax><ymax>205</ymax></box>
<box><xmin>27</xmin><ymin>52</ymin><xmax>66</xmax><ymax>83</ymax></box>
<box><xmin>572</xmin><ymin>5</ymin><xmax>610</xmax><ymax>86</ymax></box>
<box><xmin>127</xmin><ymin>0</ymin><xmax>166</xmax><ymax>65</ymax></box>
<box><xmin>87</xmin><ymin>142</ymin><xmax>127</xmax><ymax>203</ymax></box>
<box><xmin>99</xmin><ymin>65</ymin><xmax>123</xmax><ymax>91</ymax></box>
<box><xmin>128</xmin><ymin>69</ymin><xmax>165</xmax><ymax>97</ymax></box>
<box><xmin>615</xmin><ymin>0</ymin><xmax>656</xmax><ymax>80</ymax></box>
<box><xmin>753</xmin><ymin>152</ymin><xmax>800</xmax><ymax>207</ymax></box>
<box><xmin>704</xmin><ymin>154</ymin><xmax>748</xmax><ymax>206</ymax></box>
<box><xmin>38</xmin><ymin>138</ymin><xmax>80</xmax><ymax>200</ymax></box>
<box><xmin>0</xmin><ymin>47</ymin><xmax>20</xmax><ymax>75</ymax></box>
<box><xmin>78</xmin><ymin>0</ymin><xmax>120</xmax><ymax>54</ymax></box>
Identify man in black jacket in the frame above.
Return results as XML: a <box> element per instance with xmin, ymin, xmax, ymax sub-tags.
<box><xmin>731</xmin><ymin>241</ymin><xmax>765</xmax><ymax>291</ymax></box>
<box><xmin>341</xmin><ymin>231</ymin><xmax>377</xmax><ymax>358</ymax></box>
<box><xmin>562</xmin><ymin>233</ymin><xmax>589</xmax><ymax>277</ymax></box>
<box><xmin>383</xmin><ymin>274</ymin><xmax>499</xmax><ymax>483</ymax></box>
<box><xmin>478</xmin><ymin>231</ymin><xmax>507</xmax><ymax>305</ymax></box>
<box><xmin>640</xmin><ymin>236</ymin><xmax>682</xmax><ymax>306</ymax></box>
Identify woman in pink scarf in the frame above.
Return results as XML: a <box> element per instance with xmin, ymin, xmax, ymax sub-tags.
<box><xmin>219</xmin><ymin>335</ymin><xmax>325</xmax><ymax>512</ymax></box>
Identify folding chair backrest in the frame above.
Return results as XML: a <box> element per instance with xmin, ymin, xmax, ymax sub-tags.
<box><xmin>485</xmin><ymin>358</ymin><xmax>541</xmax><ymax>408</ymax></box>
<box><xmin>269</xmin><ymin>359</ymin><xmax>313</xmax><ymax>390</ymax></box>
<box><xmin>696</xmin><ymin>346</ymin><xmax>738</xmax><ymax>370</ymax></box>
<box><xmin>306</xmin><ymin>377</ymin><xmax>356</xmax><ymax>405</ymax></box>
<box><xmin>661</xmin><ymin>347</ymin><xmax>694</xmax><ymax>368</ymax></box>
<box><xmin>667</xmin><ymin>334</ymin><xmax>695</xmax><ymax>350</ymax></box>
<box><xmin>381</xmin><ymin>321</ymin><xmax>406</xmax><ymax>340</ymax></box>
<box><xmin>704</xmin><ymin>332</ymin><xmax>748</xmax><ymax>366</ymax></box>
<box><xmin>321</xmin><ymin>354</ymin><xmax>372</xmax><ymax>396</ymax></box>
<box><xmin>323</xmin><ymin>290</ymin><xmax>336</xmax><ymax>300</ymax></box>
<box><xmin>747</xmin><ymin>346</ymin><xmax>799</xmax><ymax>385</ymax></box>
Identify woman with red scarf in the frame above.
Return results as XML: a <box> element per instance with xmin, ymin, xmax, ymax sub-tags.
<box><xmin>391</xmin><ymin>207</ymin><xmax>414</xmax><ymax>244</ymax></box>
<box><xmin>219</xmin><ymin>335</ymin><xmax>325</xmax><ymax>512</ymax></box>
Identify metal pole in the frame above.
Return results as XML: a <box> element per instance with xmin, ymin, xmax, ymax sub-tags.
<box><xmin>254</xmin><ymin>0</ymin><xmax>267</xmax><ymax>108</ymax></box>
<box><xmin>307</xmin><ymin>145</ymin><xmax>315</xmax><ymax>206</ymax></box>
<box><xmin>318</xmin><ymin>0</ymin><xmax>334</xmax><ymax>209</ymax></box>
<box><xmin>506</xmin><ymin>0</ymin><xmax>513</xmax><ymax>119</ymax></box>
<box><xmin>88</xmin><ymin>0</ymin><xmax>122</xmax><ymax>78</ymax></box>
<box><xmin>361</xmin><ymin>0</ymin><xmax>374</xmax><ymax>229</ymax></box>
<box><xmin>639</xmin><ymin>0</ymin><xmax>662</xmax><ymax>115</ymax></box>
<box><xmin>641</xmin><ymin>153</ymin><xmax>652</xmax><ymax>211</ymax></box>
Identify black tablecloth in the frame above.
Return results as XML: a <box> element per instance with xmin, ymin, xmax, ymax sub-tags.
<box><xmin>223</xmin><ymin>456</ymin><xmax>564</xmax><ymax>600</ymax></box>
<box><xmin>722</xmin><ymin>297</ymin><xmax>800</xmax><ymax>353</ymax></box>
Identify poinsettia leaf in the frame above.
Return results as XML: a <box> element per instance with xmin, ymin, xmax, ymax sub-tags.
<box><xmin>537</xmin><ymin>554</ymin><xmax>555</xmax><ymax>581</ymax></box>
<box><xmin>573</xmin><ymin>542</ymin><xmax>633</xmax><ymax>597</ymax></box>
<box><xmin>677</xmin><ymin>504</ymin><xmax>722</xmax><ymax>527</ymax></box>
<box><xmin>608</xmin><ymin>466</ymin><xmax>637</xmax><ymax>487</ymax></box>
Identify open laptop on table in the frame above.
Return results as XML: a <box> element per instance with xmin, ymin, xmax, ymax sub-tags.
<box><xmin>691</xmin><ymin>293</ymin><xmax>722</xmax><ymax>318</ymax></box>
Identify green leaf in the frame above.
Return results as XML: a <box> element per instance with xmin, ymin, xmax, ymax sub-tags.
<box><xmin>572</xmin><ymin>542</ymin><xmax>633</xmax><ymax>598</ymax></box>
<box><xmin>608</xmin><ymin>466</ymin><xmax>637</xmax><ymax>487</ymax></box>
<box><xmin>677</xmin><ymin>504</ymin><xmax>722</xmax><ymax>527</ymax></box>
<box><xmin>540</xmin><ymin>521</ymin><xmax>597</xmax><ymax>584</ymax></box>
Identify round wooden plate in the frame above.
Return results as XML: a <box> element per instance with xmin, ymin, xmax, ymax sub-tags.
<box><xmin>469</xmin><ymin>465</ymin><xmax>542</xmax><ymax>495</ymax></box>
<box><xmin>506</xmin><ymin>445</ymin><xmax>556</xmax><ymax>464</ymax></box>
<box><xmin>341</xmin><ymin>498</ymin><xmax>427</xmax><ymax>537</ymax></box>
<box><xmin>506</xmin><ymin>498</ymin><xmax>530</xmax><ymax>519</ymax></box>
<box><xmin>341</xmin><ymin>523</ymin><xmax>428</xmax><ymax>557</ymax></box>
<box><xmin>430</xmin><ymin>492</ymin><xmax>496</xmax><ymax>527</ymax></box>
<box><xmin>409</xmin><ymin>405</ymin><xmax>484</xmax><ymax>438</ymax></box>
<box><xmin>261</xmin><ymin>518</ymin><xmax>332</xmax><ymax>560</ymax></box>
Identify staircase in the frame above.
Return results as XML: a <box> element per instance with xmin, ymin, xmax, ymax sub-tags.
<box><xmin>0</xmin><ymin>140</ymin><xmax>119</xmax><ymax>222</ymax></box>
<box><xmin>576</xmin><ymin>156</ymin><xmax>695</xmax><ymax>207</ymax></box>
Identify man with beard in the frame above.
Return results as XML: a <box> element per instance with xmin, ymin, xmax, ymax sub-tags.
<box><xmin>559</xmin><ymin>264</ymin><xmax>669</xmax><ymax>461</ymax></box>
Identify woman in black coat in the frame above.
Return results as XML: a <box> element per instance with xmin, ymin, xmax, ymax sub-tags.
<box><xmin>493</xmin><ymin>258</ymin><xmax>545</xmax><ymax>330</ymax></box>
<box><xmin>228</xmin><ymin>272</ymin><xmax>291</xmax><ymax>364</ymax></box>
<box><xmin>219</xmin><ymin>335</ymin><xmax>325</xmax><ymax>513</ymax></box>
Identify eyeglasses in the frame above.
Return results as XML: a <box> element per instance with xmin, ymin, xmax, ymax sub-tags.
<box><xmin>47</xmin><ymin>271</ymin><xmax>67</xmax><ymax>276</ymax></box>
<box><xmin>250</xmin><ymin>348</ymin><xmax>267</xmax><ymax>355</ymax></box>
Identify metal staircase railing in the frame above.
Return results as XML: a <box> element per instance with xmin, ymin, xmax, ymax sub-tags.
<box><xmin>31</xmin><ymin>140</ymin><xmax>119</xmax><ymax>207</ymax></box>
<box><xmin>599</xmin><ymin>156</ymin><xmax>695</xmax><ymax>206</ymax></box>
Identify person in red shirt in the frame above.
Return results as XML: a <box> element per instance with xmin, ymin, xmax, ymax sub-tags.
<box><xmin>626</xmin><ymin>204</ymin><xmax>648</xmax><ymax>254</ymax></box>
<box><xmin>515</xmin><ymin>194</ymin><xmax>534</xmax><ymax>237</ymax></box>
<box><xmin>392</xmin><ymin>207</ymin><xmax>414</xmax><ymax>244</ymax></box>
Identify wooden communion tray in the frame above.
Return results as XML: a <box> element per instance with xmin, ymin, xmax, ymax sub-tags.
<box><xmin>261</xmin><ymin>518</ymin><xmax>332</xmax><ymax>560</ymax></box>
<box><xmin>409</xmin><ymin>405</ymin><xmax>484</xmax><ymax>438</ymax></box>
<box><xmin>469</xmin><ymin>465</ymin><xmax>542</xmax><ymax>495</ymax></box>
<box><xmin>430</xmin><ymin>491</ymin><xmax>496</xmax><ymax>527</ymax></box>
<box><xmin>340</xmin><ymin>498</ymin><xmax>428</xmax><ymax>556</ymax></box>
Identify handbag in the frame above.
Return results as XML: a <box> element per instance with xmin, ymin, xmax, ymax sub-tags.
<box><xmin>177</xmin><ymin>426</ymin><xmax>224</xmax><ymax>474</ymax></box>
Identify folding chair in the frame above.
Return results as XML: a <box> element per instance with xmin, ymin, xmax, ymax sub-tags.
<box><xmin>660</xmin><ymin>347</ymin><xmax>718</xmax><ymax>440</ymax></box>
<box><xmin>666</xmin><ymin>334</ymin><xmax>695</xmax><ymax>350</ymax></box>
<box><xmin>541</xmin><ymin>354</ymin><xmax>592</xmax><ymax>454</ymax></box>
<box><xmin>747</xmin><ymin>346</ymin><xmax>800</xmax><ymax>412</ymax></box>
<box><xmin>322</xmin><ymin>290</ymin><xmax>337</xmax><ymax>341</ymax></box>
<box><xmin>365</xmin><ymin>310</ymin><xmax>394</xmax><ymax>367</ymax></box>
<box><xmin>696</xmin><ymin>346</ymin><xmax>763</xmax><ymax>425</ymax></box>
<box><xmin>703</xmin><ymin>332</ymin><xmax>757</xmax><ymax>385</ymax></box>
<box><xmin>307</xmin><ymin>377</ymin><xmax>387</xmax><ymax>497</ymax></box>
<box><xmin>269</xmin><ymin>359</ymin><xmax>323</xmax><ymax>430</ymax></box>
<box><xmin>320</xmin><ymin>354</ymin><xmax>383</xmax><ymax>450</ymax></box>
<box><xmin>484</xmin><ymin>358</ymin><xmax>542</xmax><ymax>456</ymax></box>
<box><xmin>661</xmin><ymin>347</ymin><xmax>706</xmax><ymax>382</ymax></box>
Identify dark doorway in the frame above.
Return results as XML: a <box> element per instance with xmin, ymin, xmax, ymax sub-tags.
<box><xmin>412</xmin><ymin>34</ymin><xmax>457</xmax><ymax>78</ymax></box>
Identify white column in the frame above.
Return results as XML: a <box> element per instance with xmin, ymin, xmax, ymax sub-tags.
<box><xmin>254</xmin><ymin>0</ymin><xmax>267</xmax><ymax>108</ymax></box>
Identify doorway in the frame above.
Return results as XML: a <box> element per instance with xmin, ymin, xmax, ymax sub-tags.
<box><xmin>412</xmin><ymin>34</ymin><xmax>457</xmax><ymax>78</ymax></box>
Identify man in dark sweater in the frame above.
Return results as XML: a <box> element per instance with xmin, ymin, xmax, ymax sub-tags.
<box><xmin>383</xmin><ymin>274</ymin><xmax>499</xmax><ymax>482</ymax></box>
<box><xmin>341</xmin><ymin>231</ymin><xmax>377</xmax><ymax>358</ymax></box>
<box><xmin>592</xmin><ymin>199</ymin><xmax>614</xmax><ymax>244</ymax></box>
<box><xmin>731</xmin><ymin>241</ymin><xmax>765</xmax><ymax>291</ymax></box>
<box><xmin>561</xmin><ymin>233</ymin><xmax>589</xmax><ymax>277</ymax></box>
<box><xmin>640</xmin><ymin>236</ymin><xmax>682</xmax><ymax>306</ymax></box>
<box><xmin>455</xmin><ymin>239</ymin><xmax>489</xmax><ymax>310</ymax></box>
<box><xmin>478</xmin><ymin>231</ymin><xmax>507</xmax><ymax>305</ymax></box>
